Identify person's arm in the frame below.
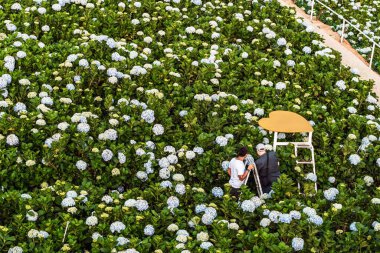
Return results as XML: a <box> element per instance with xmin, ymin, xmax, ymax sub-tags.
<box><xmin>238</xmin><ymin>164</ymin><xmax>253</xmax><ymax>181</ymax></box>
<box><xmin>227</xmin><ymin>167</ymin><xmax>231</xmax><ymax>176</ymax></box>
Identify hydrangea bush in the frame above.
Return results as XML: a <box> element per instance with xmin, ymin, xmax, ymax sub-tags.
<box><xmin>0</xmin><ymin>0</ymin><xmax>379</xmax><ymax>252</ymax></box>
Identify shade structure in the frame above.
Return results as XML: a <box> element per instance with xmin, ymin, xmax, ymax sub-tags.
<box><xmin>258</xmin><ymin>111</ymin><xmax>313</xmax><ymax>133</ymax></box>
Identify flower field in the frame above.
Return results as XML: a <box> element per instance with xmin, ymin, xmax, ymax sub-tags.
<box><xmin>295</xmin><ymin>0</ymin><xmax>380</xmax><ymax>73</ymax></box>
<box><xmin>0</xmin><ymin>0</ymin><xmax>379</xmax><ymax>252</ymax></box>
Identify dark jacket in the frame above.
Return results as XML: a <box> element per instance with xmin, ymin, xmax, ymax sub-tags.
<box><xmin>255</xmin><ymin>151</ymin><xmax>280</xmax><ymax>187</ymax></box>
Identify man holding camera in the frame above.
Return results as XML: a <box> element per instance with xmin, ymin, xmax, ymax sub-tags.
<box><xmin>227</xmin><ymin>147</ymin><xmax>254</xmax><ymax>198</ymax></box>
<box><xmin>254</xmin><ymin>143</ymin><xmax>280</xmax><ymax>194</ymax></box>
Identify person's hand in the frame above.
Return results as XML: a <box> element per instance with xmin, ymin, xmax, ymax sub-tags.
<box><xmin>248</xmin><ymin>164</ymin><xmax>254</xmax><ymax>170</ymax></box>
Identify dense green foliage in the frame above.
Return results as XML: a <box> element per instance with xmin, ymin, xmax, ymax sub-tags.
<box><xmin>0</xmin><ymin>0</ymin><xmax>379</xmax><ymax>252</ymax></box>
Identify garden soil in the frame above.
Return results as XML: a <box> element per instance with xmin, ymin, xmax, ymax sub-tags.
<box><xmin>278</xmin><ymin>0</ymin><xmax>380</xmax><ymax>103</ymax></box>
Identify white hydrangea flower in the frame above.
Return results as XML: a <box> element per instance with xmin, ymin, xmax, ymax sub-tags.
<box><xmin>364</xmin><ymin>175</ymin><xmax>374</xmax><ymax>186</ymax></box>
<box><xmin>141</xmin><ymin>109</ymin><xmax>155</xmax><ymax>123</ymax></box>
<box><xmin>196</xmin><ymin>231</ymin><xmax>209</xmax><ymax>242</ymax></box>
<box><xmin>85</xmin><ymin>216</ymin><xmax>98</xmax><ymax>226</ymax></box>
<box><xmin>110</xmin><ymin>221</ymin><xmax>126</xmax><ymax>233</ymax></box>
<box><xmin>336</xmin><ymin>80</ymin><xmax>346</xmax><ymax>90</ymax></box>
<box><xmin>77</xmin><ymin>123</ymin><xmax>90</xmax><ymax>133</ymax></box>
<box><xmin>76</xmin><ymin>160</ymin><xmax>87</xmax><ymax>171</ymax></box>
<box><xmin>241</xmin><ymin>200</ymin><xmax>255</xmax><ymax>212</ymax></box>
<box><xmin>144</xmin><ymin>224</ymin><xmax>155</xmax><ymax>236</ymax></box>
<box><xmin>305</xmin><ymin>173</ymin><xmax>317</xmax><ymax>182</ymax></box>
<box><xmin>172</xmin><ymin>173</ymin><xmax>184</xmax><ymax>182</ymax></box>
<box><xmin>118</xmin><ymin>152</ymin><xmax>126</xmax><ymax>164</ymax></box>
<box><xmin>185</xmin><ymin>151</ymin><xmax>196</xmax><ymax>159</ymax></box>
<box><xmin>167</xmin><ymin>196</ymin><xmax>180</xmax><ymax>209</ymax></box>
<box><xmin>102</xmin><ymin>149</ymin><xmax>114</xmax><ymax>162</ymax></box>
<box><xmin>101</xmin><ymin>195</ymin><xmax>113</xmax><ymax>204</ymax></box>
<box><xmin>328</xmin><ymin>176</ymin><xmax>336</xmax><ymax>183</ymax></box>
<box><xmin>324</xmin><ymin>188</ymin><xmax>339</xmax><ymax>201</ymax></box>
<box><xmin>292</xmin><ymin>237</ymin><xmax>304</xmax><ymax>251</ymax></box>
<box><xmin>167</xmin><ymin>224</ymin><xmax>179</xmax><ymax>232</ymax></box>
<box><xmin>124</xmin><ymin>199</ymin><xmax>137</xmax><ymax>207</ymax></box>
<box><xmin>348</xmin><ymin>154</ymin><xmax>361</xmax><ymax>165</ymax></box>
<box><xmin>135</xmin><ymin>200</ymin><xmax>149</xmax><ymax>211</ymax></box>
<box><xmin>8</xmin><ymin>246</ymin><xmax>23</xmax><ymax>253</ymax></box>
<box><xmin>215</xmin><ymin>136</ymin><xmax>228</xmax><ymax>146</ymax></box>
<box><xmin>260</xmin><ymin>218</ymin><xmax>271</xmax><ymax>227</ymax></box>
<box><xmin>6</xmin><ymin>134</ymin><xmax>19</xmax><ymax>146</ymax></box>
<box><xmin>277</xmin><ymin>38</ymin><xmax>287</xmax><ymax>46</ymax></box>
<box><xmin>159</xmin><ymin>168</ymin><xmax>170</xmax><ymax>179</ymax></box>
<box><xmin>136</xmin><ymin>171</ymin><xmax>148</xmax><ymax>181</ymax></box>
<box><xmin>26</xmin><ymin>210</ymin><xmax>38</xmax><ymax>221</ymax></box>
<box><xmin>175</xmin><ymin>184</ymin><xmax>186</xmax><ymax>195</ymax></box>
<box><xmin>152</xmin><ymin>124</ymin><xmax>164</xmax><ymax>135</ymax></box>
<box><xmin>116</xmin><ymin>236</ymin><xmax>130</xmax><ymax>246</ymax></box>
<box><xmin>61</xmin><ymin>197</ymin><xmax>75</xmax><ymax>207</ymax></box>
<box><xmin>228</xmin><ymin>222</ymin><xmax>239</xmax><ymax>230</ymax></box>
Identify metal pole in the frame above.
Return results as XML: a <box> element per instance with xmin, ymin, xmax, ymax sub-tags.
<box><xmin>62</xmin><ymin>221</ymin><xmax>70</xmax><ymax>243</ymax></box>
<box><xmin>273</xmin><ymin>132</ymin><xmax>278</xmax><ymax>151</ymax></box>
<box><xmin>310</xmin><ymin>0</ymin><xmax>315</xmax><ymax>20</ymax></box>
<box><xmin>369</xmin><ymin>41</ymin><xmax>376</xmax><ymax>69</ymax></box>
<box><xmin>340</xmin><ymin>20</ymin><xmax>346</xmax><ymax>43</ymax></box>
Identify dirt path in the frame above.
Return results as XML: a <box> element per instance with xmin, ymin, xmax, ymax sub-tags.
<box><xmin>277</xmin><ymin>0</ymin><xmax>380</xmax><ymax>102</ymax></box>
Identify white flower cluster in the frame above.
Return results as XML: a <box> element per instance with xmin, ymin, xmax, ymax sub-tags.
<box><xmin>61</xmin><ymin>197</ymin><xmax>75</xmax><ymax>207</ymax></box>
<box><xmin>27</xmin><ymin>229</ymin><xmax>49</xmax><ymax>239</ymax></box>
<box><xmin>363</xmin><ymin>175</ymin><xmax>374</xmax><ymax>186</ymax></box>
<box><xmin>98</xmin><ymin>129</ymin><xmax>118</xmax><ymax>141</ymax></box>
<box><xmin>215</xmin><ymin>134</ymin><xmax>233</xmax><ymax>147</ymax></box>
<box><xmin>372</xmin><ymin>221</ymin><xmax>380</xmax><ymax>231</ymax></box>
<box><xmin>135</xmin><ymin>199</ymin><xmax>149</xmax><ymax>211</ymax></box>
<box><xmin>292</xmin><ymin>237</ymin><xmax>304</xmax><ymax>251</ymax></box>
<box><xmin>8</xmin><ymin>246</ymin><xmax>23</xmax><ymax>253</ymax></box>
<box><xmin>141</xmin><ymin>109</ymin><xmax>155</xmax><ymax>123</ymax></box>
<box><xmin>241</xmin><ymin>200</ymin><xmax>256</xmax><ymax>213</ymax></box>
<box><xmin>200</xmin><ymin>207</ymin><xmax>217</xmax><ymax>225</ymax></box>
<box><xmin>102</xmin><ymin>149</ymin><xmax>114</xmax><ymax>161</ymax></box>
<box><xmin>110</xmin><ymin>221</ymin><xmax>126</xmax><ymax>233</ymax></box>
<box><xmin>76</xmin><ymin>160</ymin><xmax>87</xmax><ymax>171</ymax></box>
<box><xmin>335</xmin><ymin>80</ymin><xmax>346</xmax><ymax>90</ymax></box>
<box><xmin>85</xmin><ymin>216</ymin><xmax>98</xmax><ymax>226</ymax></box>
<box><xmin>323</xmin><ymin>187</ymin><xmax>339</xmax><ymax>201</ymax></box>
<box><xmin>6</xmin><ymin>134</ymin><xmax>19</xmax><ymax>146</ymax></box>
<box><xmin>305</xmin><ymin>173</ymin><xmax>317</xmax><ymax>182</ymax></box>
<box><xmin>211</xmin><ymin>187</ymin><xmax>224</xmax><ymax>198</ymax></box>
<box><xmin>167</xmin><ymin>196</ymin><xmax>180</xmax><ymax>209</ymax></box>
<box><xmin>152</xmin><ymin>124</ymin><xmax>164</xmax><ymax>135</ymax></box>
<box><xmin>144</xmin><ymin>224</ymin><xmax>155</xmax><ymax>236</ymax></box>
<box><xmin>348</xmin><ymin>154</ymin><xmax>361</xmax><ymax>165</ymax></box>
<box><xmin>26</xmin><ymin>210</ymin><xmax>38</xmax><ymax>221</ymax></box>
<box><xmin>175</xmin><ymin>184</ymin><xmax>186</xmax><ymax>195</ymax></box>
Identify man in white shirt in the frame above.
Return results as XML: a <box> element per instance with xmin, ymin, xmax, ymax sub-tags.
<box><xmin>228</xmin><ymin>147</ymin><xmax>253</xmax><ymax>198</ymax></box>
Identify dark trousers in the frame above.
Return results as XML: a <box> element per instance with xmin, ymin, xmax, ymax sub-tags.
<box><xmin>230</xmin><ymin>187</ymin><xmax>240</xmax><ymax>198</ymax></box>
<box><xmin>262</xmin><ymin>185</ymin><xmax>272</xmax><ymax>194</ymax></box>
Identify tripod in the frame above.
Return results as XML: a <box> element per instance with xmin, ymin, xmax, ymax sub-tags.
<box><xmin>243</xmin><ymin>155</ymin><xmax>263</xmax><ymax>197</ymax></box>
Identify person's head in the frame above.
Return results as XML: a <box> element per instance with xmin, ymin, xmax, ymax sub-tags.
<box><xmin>256</xmin><ymin>143</ymin><xmax>266</xmax><ymax>156</ymax></box>
<box><xmin>236</xmin><ymin>146</ymin><xmax>248</xmax><ymax>159</ymax></box>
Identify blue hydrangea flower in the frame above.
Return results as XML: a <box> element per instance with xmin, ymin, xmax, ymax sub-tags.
<box><xmin>350</xmin><ymin>222</ymin><xmax>358</xmax><ymax>232</ymax></box>
<box><xmin>211</xmin><ymin>187</ymin><xmax>224</xmax><ymax>198</ymax></box>
<box><xmin>308</xmin><ymin>215</ymin><xmax>323</xmax><ymax>226</ymax></box>
<box><xmin>279</xmin><ymin>214</ymin><xmax>292</xmax><ymax>224</ymax></box>
<box><xmin>241</xmin><ymin>200</ymin><xmax>255</xmax><ymax>213</ymax></box>
<box><xmin>144</xmin><ymin>225</ymin><xmax>155</xmax><ymax>236</ymax></box>
<box><xmin>292</xmin><ymin>237</ymin><xmax>304</xmax><ymax>251</ymax></box>
<box><xmin>200</xmin><ymin>241</ymin><xmax>213</xmax><ymax>250</ymax></box>
<box><xmin>195</xmin><ymin>204</ymin><xmax>207</xmax><ymax>214</ymax></box>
